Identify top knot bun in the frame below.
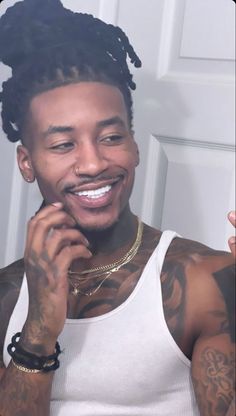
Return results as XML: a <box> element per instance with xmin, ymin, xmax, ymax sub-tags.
<box><xmin>0</xmin><ymin>0</ymin><xmax>74</xmax><ymax>68</ymax></box>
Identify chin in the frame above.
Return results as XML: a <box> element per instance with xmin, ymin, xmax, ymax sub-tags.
<box><xmin>76</xmin><ymin>217</ymin><xmax>119</xmax><ymax>233</ymax></box>
<box><xmin>74</xmin><ymin>204</ymin><xmax>129</xmax><ymax>234</ymax></box>
<box><xmin>70</xmin><ymin>209</ymin><xmax>117</xmax><ymax>231</ymax></box>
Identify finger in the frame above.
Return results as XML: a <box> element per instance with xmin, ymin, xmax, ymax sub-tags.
<box><xmin>44</xmin><ymin>228</ymin><xmax>90</xmax><ymax>261</ymax></box>
<box><xmin>55</xmin><ymin>244</ymin><xmax>93</xmax><ymax>276</ymax></box>
<box><xmin>228</xmin><ymin>236</ymin><xmax>236</xmax><ymax>258</ymax></box>
<box><xmin>26</xmin><ymin>203</ymin><xmax>64</xmax><ymax>251</ymax></box>
<box><xmin>25</xmin><ymin>208</ymin><xmax>76</xmax><ymax>255</ymax></box>
<box><xmin>228</xmin><ymin>211</ymin><xmax>236</xmax><ymax>227</ymax></box>
<box><xmin>36</xmin><ymin>242</ymin><xmax>92</xmax><ymax>289</ymax></box>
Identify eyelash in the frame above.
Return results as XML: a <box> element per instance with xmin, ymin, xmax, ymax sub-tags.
<box><xmin>101</xmin><ymin>135</ymin><xmax>123</xmax><ymax>144</ymax></box>
<box><xmin>50</xmin><ymin>142</ymin><xmax>74</xmax><ymax>150</ymax></box>
<box><xmin>49</xmin><ymin>135</ymin><xmax>124</xmax><ymax>151</ymax></box>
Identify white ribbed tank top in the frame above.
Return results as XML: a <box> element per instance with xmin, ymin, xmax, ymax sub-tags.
<box><xmin>4</xmin><ymin>230</ymin><xmax>200</xmax><ymax>416</ymax></box>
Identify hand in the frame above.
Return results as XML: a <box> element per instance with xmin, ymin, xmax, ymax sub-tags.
<box><xmin>21</xmin><ymin>203</ymin><xmax>92</xmax><ymax>353</ymax></box>
<box><xmin>228</xmin><ymin>211</ymin><xmax>236</xmax><ymax>258</ymax></box>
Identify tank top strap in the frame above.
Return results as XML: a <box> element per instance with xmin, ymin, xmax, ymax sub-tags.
<box><xmin>156</xmin><ymin>230</ymin><xmax>179</xmax><ymax>275</ymax></box>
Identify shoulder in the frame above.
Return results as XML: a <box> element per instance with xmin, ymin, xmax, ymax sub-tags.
<box><xmin>165</xmin><ymin>236</ymin><xmax>234</xmax><ymax>304</ymax></box>
<box><xmin>0</xmin><ymin>257</ymin><xmax>25</xmax><ymax>280</ymax></box>
<box><xmin>161</xmin><ymin>236</ymin><xmax>235</xmax><ymax>355</ymax></box>
<box><xmin>0</xmin><ymin>258</ymin><xmax>25</xmax><ymax>297</ymax></box>
<box><xmin>165</xmin><ymin>236</ymin><xmax>233</xmax><ymax>279</ymax></box>
<box><xmin>0</xmin><ymin>258</ymin><xmax>24</xmax><ymax>367</ymax></box>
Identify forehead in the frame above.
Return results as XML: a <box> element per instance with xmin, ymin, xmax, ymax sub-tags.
<box><xmin>27</xmin><ymin>82</ymin><xmax>129</xmax><ymax>132</ymax></box>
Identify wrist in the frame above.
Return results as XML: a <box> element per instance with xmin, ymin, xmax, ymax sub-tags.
<box><xmin>7</xmin><ymin>332</ymin><xmax>61</xmax><ymax>373</ymax></box>
<box><xmin>20</xmin><ymin>325</ymin><xmax>58</xmax><ymax>356</ymax></box>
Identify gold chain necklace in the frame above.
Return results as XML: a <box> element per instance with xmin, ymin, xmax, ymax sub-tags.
<box><xmin>68</xmin><ymin>219</ymin><xmax>143</xmax><ymax>296</ymax></box>
<box><xmin>69</xmin><ymin>271</ymin><xmax>114</xmax><ymax>297</ymax></box>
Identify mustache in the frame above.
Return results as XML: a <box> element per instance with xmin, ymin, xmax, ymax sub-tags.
<box><xmin>62</xmin><ymin>174</ymin><xmax>122</xmax><ymax>193</ymax></box>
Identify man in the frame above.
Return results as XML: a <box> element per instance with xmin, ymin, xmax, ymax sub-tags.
<box><xmin>0</xmin><ymin>1</ymin><xmax>235</xmax><ymax>415</ymax></box>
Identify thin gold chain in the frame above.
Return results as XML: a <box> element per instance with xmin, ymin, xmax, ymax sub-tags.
<box><xmin>69</xmin><ymin>271</ymin><xmax>113</xmax><ymax>297</ymax></box>
<box><xmin>68</xmin><ymin>219</ymin><xmax>143</xmax><ymax>296</ymax></box>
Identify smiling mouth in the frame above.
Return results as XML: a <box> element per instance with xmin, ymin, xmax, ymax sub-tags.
<box><xmin>73</xmin><ymin>185</ymin><xmax>112</xmax><ymax>199</ymax></box>
<box><xmin>64</xmin><ymin>177</ymin><xmax>124</xmax><ymax>212</ymax></box>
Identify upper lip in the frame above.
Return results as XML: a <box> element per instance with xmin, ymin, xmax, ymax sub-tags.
<box><xmin>66</xmin><ymin>177</ymin><xmax>121</xmax><ymax>194</ymax></box>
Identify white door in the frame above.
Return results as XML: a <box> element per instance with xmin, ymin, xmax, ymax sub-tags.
<box><xmin>124</xmin><ymin>0</ymin><xmax>235</xmax><ymax>250</ymax></box>
<box><xmin>0</xmin><ymin>0</ymin><xmax>235</xmax><ymax>267</ymax></box>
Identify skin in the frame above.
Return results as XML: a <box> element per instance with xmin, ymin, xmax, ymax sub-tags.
<box><xmin>0</xmin><ymin>82</ymin><xmax>235</xmax><ymax>416</ymax></box>
<box><xmin>20</xmin><ymin>82</ymin><xmax>139</xmax><ymax>231</ymax></box>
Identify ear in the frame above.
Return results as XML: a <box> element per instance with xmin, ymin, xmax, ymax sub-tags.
<box><xmin>134</xmin><ymin>141</ymin><xmax>140</xmax><ymax>167</ymax></box>
<box><xmin>17</xmin><ymin>145</ymin><xmax>35</xmax><ymax>183</ymax></box>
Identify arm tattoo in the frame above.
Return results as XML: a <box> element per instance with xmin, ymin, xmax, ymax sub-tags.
<box><xmin>0</xmin><ymin>363</ymin><xmax>52</xmax><ymax>416</ymax></box>
<box><xmin>193</xmin><ymin>347</ymin><xmax>235</xmax><ymax>416</ymax></box>
<box><xmin>161</xmin><ymin>260</ymin><xmax>186</xmax><ymax>345</ymax></box>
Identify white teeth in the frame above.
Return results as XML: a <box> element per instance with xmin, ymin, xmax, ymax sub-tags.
<box><xmin>75</xmin><ymin>185</ymin><xmax>112</xmax><ymax>199</ymax></box>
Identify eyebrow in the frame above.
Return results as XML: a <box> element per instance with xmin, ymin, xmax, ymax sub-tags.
<box><xmin>42</xmin><ymin>125</ymin><xmax>74</xmax><ymax>139</ymax></box>
<box><xmin>96</xmin><ymin>116</ymin><xmax>126</xmax><ymax>129</ymax></box>
<box><xmin>42</xmin><ymin>116</ymin><xmax>126</xmax><ymax>139</ymax></box>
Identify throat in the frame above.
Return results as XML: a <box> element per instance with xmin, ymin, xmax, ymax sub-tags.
<box><xmin>72</xmin><ymin>213</ymin><xmax>139</xmax><ymax>271</ymax></box>
<box><xmin>67</xmin><ymin>214</ymin><xmax>144</xmax><ymax>317</ymax></box>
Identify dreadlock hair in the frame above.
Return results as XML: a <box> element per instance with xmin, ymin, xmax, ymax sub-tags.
<box><xmin>0</xmin><ymin>0</ymin><xmax>141</xmax><ymax>144</ymax></box>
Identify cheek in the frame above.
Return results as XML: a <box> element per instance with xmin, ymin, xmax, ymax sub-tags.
<box><xmin>125</xmin><ymin>141</ymin><xmax>139</xmax><ymax>166</ymax></box>
<box><xmin>31</xmin><ymin>160</ymin><xmax>59</xmax><ymax>198</ymax></box>
<box><xmin>117</xmin><ymin>150</ymin><xmax>137</xmax><ymax>185</ymax></box>
<box><xmin>34</xmin><ymin>164</ymin><xmax>55</xmax><ymax>187</ymax></box>
<box><xmin>35</xmin><ymin>175</ymin><xmax>57</xmax><ymax>201</ymax></box>
<box><xmin>31</xmin><ymin>152</ymin><xmax>67</xmax><ymax>181</ymax></box>
<box><xmin>115</xmin><ymin>144</ymin><xmax>138</xmax><ymax>167</ymax></box>
<box><xmin>125</xmin><ymin>152</ymin><xmax>139</xmax><ymax>174</ymax></box>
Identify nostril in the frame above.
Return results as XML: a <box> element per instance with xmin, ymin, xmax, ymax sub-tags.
<box><xmin>74</xmin><ymin>166</ymin><xmax>80</xmax><ymax>176</ymax></box>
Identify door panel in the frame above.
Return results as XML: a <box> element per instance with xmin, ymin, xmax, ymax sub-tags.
<box><xmin>141</xmin><ymin>135</ymin><xmax>234</xmax><ymax>249</ymax></box>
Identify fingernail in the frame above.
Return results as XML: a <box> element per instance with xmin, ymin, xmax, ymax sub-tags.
<box><xmin>51</xmin><ymin>202</ymin><xmax>63</xmax><ymax>208</ymax></box>
<box><xmin>229</xmin><ymin>211</ymin><xmax>236</xmax><ymax>218</ymax></box>
<box><xmin>82</xmin><ymin>237</ymin><xmax>90</xmax><ymax>246</ymax></box>
<box><xmin>229</xmin><ymin>237</ymin><xmax>236</xmax><ymax>244</ymax></box>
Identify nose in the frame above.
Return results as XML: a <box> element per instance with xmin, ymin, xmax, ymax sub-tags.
<box><xmin>73</xmin><ymin>141</ymin><xmax>109</xmax><ymax>177</ymax></box>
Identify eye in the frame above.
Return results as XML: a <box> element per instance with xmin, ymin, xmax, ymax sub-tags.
<box><xmin>101</xmin><ymin>135</ymin><xmax>124</xmax><ymax>145</ymax></box>
<box><xmin>50</xmin><ymin>142</ymin><xmax>75</xmax><ymax>151</ymax></box>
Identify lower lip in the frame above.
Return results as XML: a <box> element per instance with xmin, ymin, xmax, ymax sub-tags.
<box><xmin>67</xmin><ymin>183</ymin><xmax>120</xmax><ymax>209</ymax></box>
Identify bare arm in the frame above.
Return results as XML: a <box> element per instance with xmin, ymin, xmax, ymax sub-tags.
<box><xmin>161</xmin><ymin>231</ymin><xmax>235</xmax><ymax>415</ymax></box>
<box><xmin>0</xmin><ymin>260</ymin><xmax>54</xmax><ymax>416</ymax></box>
<box><xmin>191</xmin><ymin>262</ymin><xmax>235</xmax><ymax>416</ymax></box>
<box><xmin>0</xmin><ymin>364</ymin><xmax>54</xmax><ymax>416</ymax></box>
<box><xmin>0</xmin><ymin>204</ymin><xmax>91</xmax><ymax>416</ymax></box>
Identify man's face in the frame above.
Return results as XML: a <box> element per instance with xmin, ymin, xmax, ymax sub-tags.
<box><xmin>18</xmin><ymin>82</ymin><xmax>139</xmax><ymax>231</ymax></box>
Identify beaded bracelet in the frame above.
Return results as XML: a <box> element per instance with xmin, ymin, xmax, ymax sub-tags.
<box><xmin>7</xmin><ymin>332</ymin><xmax>61</xmax><ymax>373</ymax></box>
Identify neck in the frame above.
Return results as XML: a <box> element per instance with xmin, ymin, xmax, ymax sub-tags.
<box><xmin>83</xmin><ymin>209</ymin><xmax>137</xmax><ymax>254</ymax></box>
<box><xmin>71</xmin><ymin>208</ymin><xmax>138</xmax><ymax>271</ymax></box>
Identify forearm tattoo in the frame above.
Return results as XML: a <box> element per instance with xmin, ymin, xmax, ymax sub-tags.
<box><xmin>192</xmin><ymin>347</ymin><xmax>235</xmax><ymax>416</ymax></box>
